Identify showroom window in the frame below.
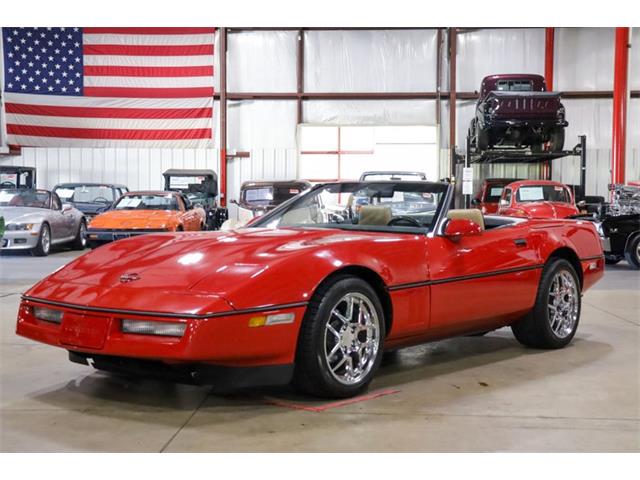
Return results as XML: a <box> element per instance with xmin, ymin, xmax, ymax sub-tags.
<box><xmin>297</xmin><ymin>124</ymin><xmax>439</xmax><ymax>182</ymax></box>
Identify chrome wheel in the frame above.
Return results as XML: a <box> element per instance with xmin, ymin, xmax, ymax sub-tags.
<box><xmin>548</xmin><ymin>270</ymin><xmax>578</xmax><ymax>338</ymax></box>
<box><xmin>79</xmin><ymin>222</ymin><xmax>87</xmax><ymax>247</ymax></box>
<box><xmin>323</xmin><ymin>292</ymin><xmax>380</xmax><ymax>386</ymax></box>
<box><xmin>41</xmin><ymin>226</ymin><xmax>50</xmax><ymax>254</ymax></box>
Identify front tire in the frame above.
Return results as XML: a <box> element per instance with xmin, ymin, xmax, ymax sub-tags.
<box><xmin>549</xmin><ymin>127</ymin><xmax>565</xmax><ymax>152</ymax></box>
<box><xmin>511</xmin><ymin>258</ymin><xmax>581</xmax><ymax>349</ymax></box>
<box><xmin>32</xmin><ymin>223</ymin><xmax>51</xmax><ymax>257</ymax></box>
<box><xmin>624</xmin><ymin>235</ymin><xmax>640</xmax><ymax>269</ymax></box>
<box><xmin>292</xmin><ymin>276</ymin><xmax>385</xmax><ymax>398</ymax></box>
<box><xmin>71</xmin><ymin>220</ymin><xmax>87</xmax><ymax>250</ymax></box>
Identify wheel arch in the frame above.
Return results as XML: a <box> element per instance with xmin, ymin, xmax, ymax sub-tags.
<box><xmin>546</xmin><ymin>247</ymin><xmax>583</xmax><ymax>289</ymax></box>
<box><xmin>311</xmin><ymin>265</ymin><xmax>394</xmax><ymax>337</ymax></box>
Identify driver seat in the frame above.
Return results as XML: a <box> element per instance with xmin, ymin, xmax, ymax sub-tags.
<box><xmin>447</xmin><ymin>209</ymin><xmax>485</xmax><ymax>230</ymax></box>
<box><xmin>358</xmin><ymin>205</ymin><xmax>393</xmax><ymax>226</ymax></box>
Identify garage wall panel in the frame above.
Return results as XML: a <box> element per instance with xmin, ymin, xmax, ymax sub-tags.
<box><xmin>630</xmin><ymin>28</ymin><xmax>640</xmax><ymax>91</ymax></box>
<box><xmin>555</xmin><ymin>28</ymin><xmax>615</xmax><ymax>91</ymax></box>
<box><xmin>304</xmin><ymin>100</ymin><xmax>436</xmax><ymax>125</ymax></box>
<box><xmin>228</xmin><ymin>100</ymin><xmax>297</xmax><ymax>150</ymax></box>
<box><xmin>456</xmin><ymin>28</ymin><xmax>545</xmax><ymax>92</ymax></box>
<box><xmin>228</xmin><ymin>31</ymin><xmax>297</xmax><ymax>92</ymax></box>
<box><xmin>304</xmin><ymin>30</ymin><xmax>438</xmax><ymax>92</ymax></box>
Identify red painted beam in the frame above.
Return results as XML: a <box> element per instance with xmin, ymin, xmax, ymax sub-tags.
<box><xmin>611</xmin><ymin>27</ymin><xmax>630</xmax><ymax>185</ymax></box>
<box><xmin>542</xmin><ymin>27</ymin><xmax>555</xmax><ymax>180</ymax></box>
<box><xmin>219</xmin><ymin>28</ymin><xmax>228</xmax><ymax>207</ymax></box>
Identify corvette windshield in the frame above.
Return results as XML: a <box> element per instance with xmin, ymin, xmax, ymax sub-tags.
<box><xmin>251</xmin><ymin>182</ymin><xmax>448</xmax><ymax>232</ymax></box>
<box><xmin>113</xmin><ymin>194</ymin><xmax>179</xmax><ymax>211</ymax></box>
<box><xmin>0</xmin><ymin>189</ymin><xmax>50</xmax><ymax>208</ymax></box>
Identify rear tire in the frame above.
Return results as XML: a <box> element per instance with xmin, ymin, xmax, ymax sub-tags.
<box><xmin>477</xmin><ymin>127</ymin><xmax>490</xmax><ymax>151</ymax></box>
<box><xmin>511</xmin><ymin>258</ymin><xmax>581</xmax><ymax>349</ymax></box>
<box><xmin>549</xmin><ymin>128</ymin><xmax>565</xmax><ymax>152</ymax></box>
<box><xmin>292</xmin><ymin>275</ymin><xmax>385</xmax><ymax>398</ymax></box>
<box><xmin>624</xmin><ymin>235</ymin><xmax>640</xmax><ymax>269</ymax></box>
<box><xmin>32</xmin><ymin>223</ymin><xmax>51</xmax><ymax>257</ymax></box>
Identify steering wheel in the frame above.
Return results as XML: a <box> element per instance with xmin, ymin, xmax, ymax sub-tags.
<box><xmin>387</xmin><ymin>216</ymin><xmax>423</xmax><ymax>228</ymax></box>
<box><xmin>92</xmin><ymin>196</ymin><xmax>110</xmax><ymax>203</ymax></box>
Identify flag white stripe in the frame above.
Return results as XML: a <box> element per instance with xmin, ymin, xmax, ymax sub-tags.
<box><xmin>6</xmin><ymin>114</ymin><xmax>212</xmax><ymax>130</ymax></box>
<box><xmin>6</xmin><ymin>135</ymin><xmax>213</xmax><ymax>148</ymax></box>
<box><xmin>83</xmin><ymin>54</ymin><xmax>214</xmax><ymax>67</ymax></box>
<box><xmin>3</xmin><ymin>92</ymin><xmax>213</xmax><ymax>109</ymax></box>
<box><xmin>84</xmin><ymin>76</ymin><xmax>213</xmax><ymax>88</ymax></box>
<box><xmin>83</xmin><ymin>33</ymin><xmax>215</xmax><ymax>46</ymax></box>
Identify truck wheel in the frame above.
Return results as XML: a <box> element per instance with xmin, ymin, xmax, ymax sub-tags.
<box><xmin>32</xmin><ymin>223</ymin><xmax>51</xmax><ymax>257</ymax></box>
<box><xmin>604</xmin><ymin>256</ymin><xmax>622</xmax><ymax>265</ymax></box>
<box><xmin>511</xmin><ymin>258</ymin><xmax>581</xmax><ymax>349</ymax></box>
<box><xmin>624</xmin><ymin>235</ymin><xmax>640</xmax><ymax>269</ymax></box>
<box><xmin>477</xmin><ymin>127</ymin><xmax>489</xmax><ymax>151</ymax></box>
<box><xmin>549</xmin><ymin>128</ymin><xmax>565</xmax><ymax>152</ymax></box>
<box><xmin>292</xmin><ymin>275</ymin><xmax>385</xmax><ymax>398</ymax></box>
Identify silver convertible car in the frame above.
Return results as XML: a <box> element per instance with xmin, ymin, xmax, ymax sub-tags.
<box><xmin>0</xmin><ymin>189</ymin><xmax>87</xmax><ymax>256</ymax></box>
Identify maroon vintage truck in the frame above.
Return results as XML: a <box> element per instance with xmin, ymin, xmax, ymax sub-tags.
<box><xmin>468</xmin><ymin>74</ymin><xmax>568</xmax><ymax>153</ymax></box>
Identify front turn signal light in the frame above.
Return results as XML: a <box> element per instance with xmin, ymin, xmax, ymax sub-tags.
<box><xmin>248</xmin><ymin>313</ymin><xmax>295</xmax><ymax>327</ymax></box>
<box><xmin>121</xmin><ymin>319</ymin><xmax>186</xmax><ymax>337</ymax></box>
<box><xmin>33</xmin><ymin>306</ymin><xmax>64</xmax><ymax>324</ymax></box>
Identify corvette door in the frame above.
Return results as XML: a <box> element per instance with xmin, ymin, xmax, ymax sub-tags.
<box><xmin>427</xmin><ymin>221</ymin><xmax>541</xmax><ymax>331</ymax></box>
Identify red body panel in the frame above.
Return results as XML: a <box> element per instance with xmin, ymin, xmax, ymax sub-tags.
<box><xmin>16</xmin><ymin>218</ymin><xmax>604</xmax><ymax>369</ymax></box>
<box><xmin>498</xmin><ymin>180</ymin><xmax>580</xmax><ymax>219</ymax></box>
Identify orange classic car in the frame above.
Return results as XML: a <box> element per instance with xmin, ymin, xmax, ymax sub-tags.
<box><xmin>87</xmin><ymin>191</ymin><xmax>205</xmax><ymax>247</ymax></box>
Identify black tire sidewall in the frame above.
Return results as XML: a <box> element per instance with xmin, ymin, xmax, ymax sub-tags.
<box><xmin>536</xmin><ymin>259</ymin><xmax>581</xmax><ymax>348</ymax></box>
<box><xmin>33</xmin><ymin>224</ymin><xmax>50</xmax><ymax>256</ymax></box>
<box><xmin>624</xmin><ymin>235</ymin><xmax>640</xmax><ymax>269</ymax></box>
<box><xmin>304</xmin><ymin>277</ymin><xmax>386</xmax><ymax>397</ymax></box>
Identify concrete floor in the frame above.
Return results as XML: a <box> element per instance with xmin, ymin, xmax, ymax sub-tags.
<box><xmin>1</xmin><ymin>249</ymin><xmax>638</xmax><ymax>452</ymax></box>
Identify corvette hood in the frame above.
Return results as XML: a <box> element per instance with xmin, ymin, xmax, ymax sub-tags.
<box><xmin>25</xmin><ymin>227</ymin><xmax>384</xmax><ymax>313</ymax></box>
<box><xmin>88</xmin><ymin>209</ymin><xmax>177</xmax><ymax>229</ymax></box>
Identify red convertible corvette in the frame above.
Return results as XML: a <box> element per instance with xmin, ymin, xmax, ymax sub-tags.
<box><xmin>16</xmin><ymin>181</ymin><xmax>604</xmax><ymax>398</ymax></box>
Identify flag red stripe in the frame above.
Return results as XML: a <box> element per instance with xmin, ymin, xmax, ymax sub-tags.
<box><xmin>83</xmin><ymin>86</ymin><xmax>214</xmax><ymax>98</ymax></box>
<box><xmin>83</xmin><ymin>27</ymin><xmax>216</xmax><ymax>35</ymax></box>
<box><xmin>83</xmin><ymin>65</ymin><xmax>214</xmax><ymax>77</ymax></box>
<box><xmin>5</xmin><ymin>103</ymin><xmax>212</xmax><ymax>119</ymax></box>
<box><xmin>7</xmin><ymin>124</ymin><xmax>211</xmax><ymax>140</ymax></box>
<box><xmin>83</xmin><ymin>44</ymin><xmax>213</xmax><ymax>56</ymax></box>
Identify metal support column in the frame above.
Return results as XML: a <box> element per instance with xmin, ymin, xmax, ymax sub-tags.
<box><xmin>542</xmin><ymin>27</ymin><xmax>555</xmax><ymax>181</ymax></box>
<box><xmin>296</xmin><ymin>29</ymin><xmax>304</xmax><ymax>124</ymax></box>
<box><xmin>448</xmin><ymin>28</ymin><xmax>457</xmax><ymax>179</ymax></box>
<box><xmin>611</xmin><ymin>27</ymin><xmax>630</xmax><ymax>185</ymax></box>
<box><xmin>219</xmin><ymin>27</ymin><xmax>228</xmax><ymax>207</ymax></box>
<box><xmin>579</xmin><ymin>134</ymin><xmax>587</xmax><ymax>197</ymax></box>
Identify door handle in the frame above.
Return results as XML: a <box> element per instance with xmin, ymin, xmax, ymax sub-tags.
<box><xmin>514</xmin><ymin>238</ymin><xmax>527</xmax><ymax>247</ymax></box>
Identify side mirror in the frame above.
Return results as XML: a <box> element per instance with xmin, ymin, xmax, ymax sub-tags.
<box><xmin>577</xmin><ymin>200</ymin><xmax>586</xmax><ymax>208</ymax></box>
<box><xmin>499</xmin><ymin>199</ymin><xmax>509</xmax><ymax>207</ymax></box>
<box><xmin>471</xmin><ymin>198</ymin><xmax>480</xmax><ymax>205</ymax></box>
<box><xmin>444</xmin><ymin>218</ymin><xmax>482</xmax><ymax>240</ymax></box>
<box><xmin>61</xmin><ymin>203</ymin><xmax>73</xmax><ymax>213</ymax></box>
<box><xmin>230</xmin><ymin>199</ymin><xmax>238</xmax><ymax>205</ymax></box>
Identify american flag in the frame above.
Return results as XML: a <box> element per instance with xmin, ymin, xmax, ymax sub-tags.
<box><xmin>2</xmin><ymin>27</ymin><xmax>215</xmax><ymax>147</ymax></box>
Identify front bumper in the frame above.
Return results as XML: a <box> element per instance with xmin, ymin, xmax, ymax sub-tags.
<box><xmin>87</xmin><ymin>228</ymin><xmax>168</xmax><ymax>244</ymax></box>
<box><xmin>1</xmin><ymin>228</ymin><xmax>40</xmax><ymax>250</ymax></box>
<box><xmin>16</xmin><ymin>298</ymin><xmax>305</xmax><ymax>388</ymax></box>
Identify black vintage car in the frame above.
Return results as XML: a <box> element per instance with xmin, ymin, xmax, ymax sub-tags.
<box><xmin>52</xmin><ymin>183</ymin><xmax>129</xmax><ymax>219</ymax></box>
<box><xmin>588</xmin><ymin>184</ymin><xmax>640</xmax><ymax>269</ymax></box>
<box><xmin>231</xmin><ymin>180</ymin><xmax>311</xmax><ymax>226</ymax></box>
<box><xmin>163</xmin><ymin>169</ymin><xmax>228</xmax><ymax>230</ymax></box>
<box><xmin>0</xmin><ymin>166</ymin><xmax>37</xmax><ymax>189</ymax></box>
<box><xmin>468</xmin><ymin>74</ymin><xmax>568</xmax><ymax>153</ymax></box>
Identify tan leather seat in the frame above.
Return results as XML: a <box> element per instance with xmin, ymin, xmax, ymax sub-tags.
<box><xmin>358</xmin><ymin>205</ymin><xmax>393</xmax><ymax>226</ymax></box>
<box><xmin>447</xmin><ymin>209</ymin><xmax>485</xmax><ymax>230</ymax></box>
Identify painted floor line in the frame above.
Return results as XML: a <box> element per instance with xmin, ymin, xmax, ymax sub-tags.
<box><xmin>262</xmin><ymin>388</ymin><xmax>400</xmax><ymax>412</ymax></box>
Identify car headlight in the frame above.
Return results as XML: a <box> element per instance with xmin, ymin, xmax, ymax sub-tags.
<box><xmin>594</xmin><ymin>221</ymin><xmax>605</xmax><ymax>237</ymax></box>
<box><xmin>6</xmin><ymin>223</ymin><xmax>35</xmax><ymax>231</ymax></box>
<box><xmin>33</xmin><ymin>306</ymin><xmax>64</xmax><ymax>324</ymax></box>
<box><xmin>121</xmin><ymin>319</ymin><xmax>186</xmax><ymax>337</ymax></box>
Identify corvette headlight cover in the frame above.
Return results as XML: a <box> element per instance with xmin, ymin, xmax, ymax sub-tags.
<box><xmin>33</xmin><ymin>306</ymin><xmax>64</xmax><ymax>324</ymax></box>
<box><xmin>121</xmin><ymin>319</ymin><xmax>186</xmax><ymax>337</ymax></box>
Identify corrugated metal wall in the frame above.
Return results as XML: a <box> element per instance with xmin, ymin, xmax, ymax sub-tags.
<box><xmin>1</xmin><ymin>28</ymin><xmax>638</xmax><ymax>200</ymax></box>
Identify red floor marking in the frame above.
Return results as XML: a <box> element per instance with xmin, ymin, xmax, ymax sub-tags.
<box><xmin>262</xmin><ymin>388</ymin><xmax>400</xmax><ymax>412</ymax></box>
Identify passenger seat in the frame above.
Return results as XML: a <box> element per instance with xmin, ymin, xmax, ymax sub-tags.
<box><xmin>358</xmin><ymin>205</ymin><xmax>393</xmax><ymax>226</ymax></box>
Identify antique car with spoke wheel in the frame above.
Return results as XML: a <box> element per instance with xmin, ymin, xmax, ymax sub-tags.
<box><xmin>16</xmin><ymin>181</ymin><xmax>603</xmax><ymax>398</ymax></box>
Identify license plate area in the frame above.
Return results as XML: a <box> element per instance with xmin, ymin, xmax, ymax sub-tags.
<box><xmin>60</xmin><ymin>313</ymin><xmax>111</xmax><ymax>349</ymax></box>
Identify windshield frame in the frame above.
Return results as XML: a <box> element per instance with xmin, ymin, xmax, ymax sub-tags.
<box><xmin>250</xmin><ymin>181</ymin><xmax>451</xmax><ymax>234</ymax></box>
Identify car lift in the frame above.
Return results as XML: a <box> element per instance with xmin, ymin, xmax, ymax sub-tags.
<box><xmin>457</xmin><ymin>135</ymin><xmax>587</xmax><ymax>208</ymax></box>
